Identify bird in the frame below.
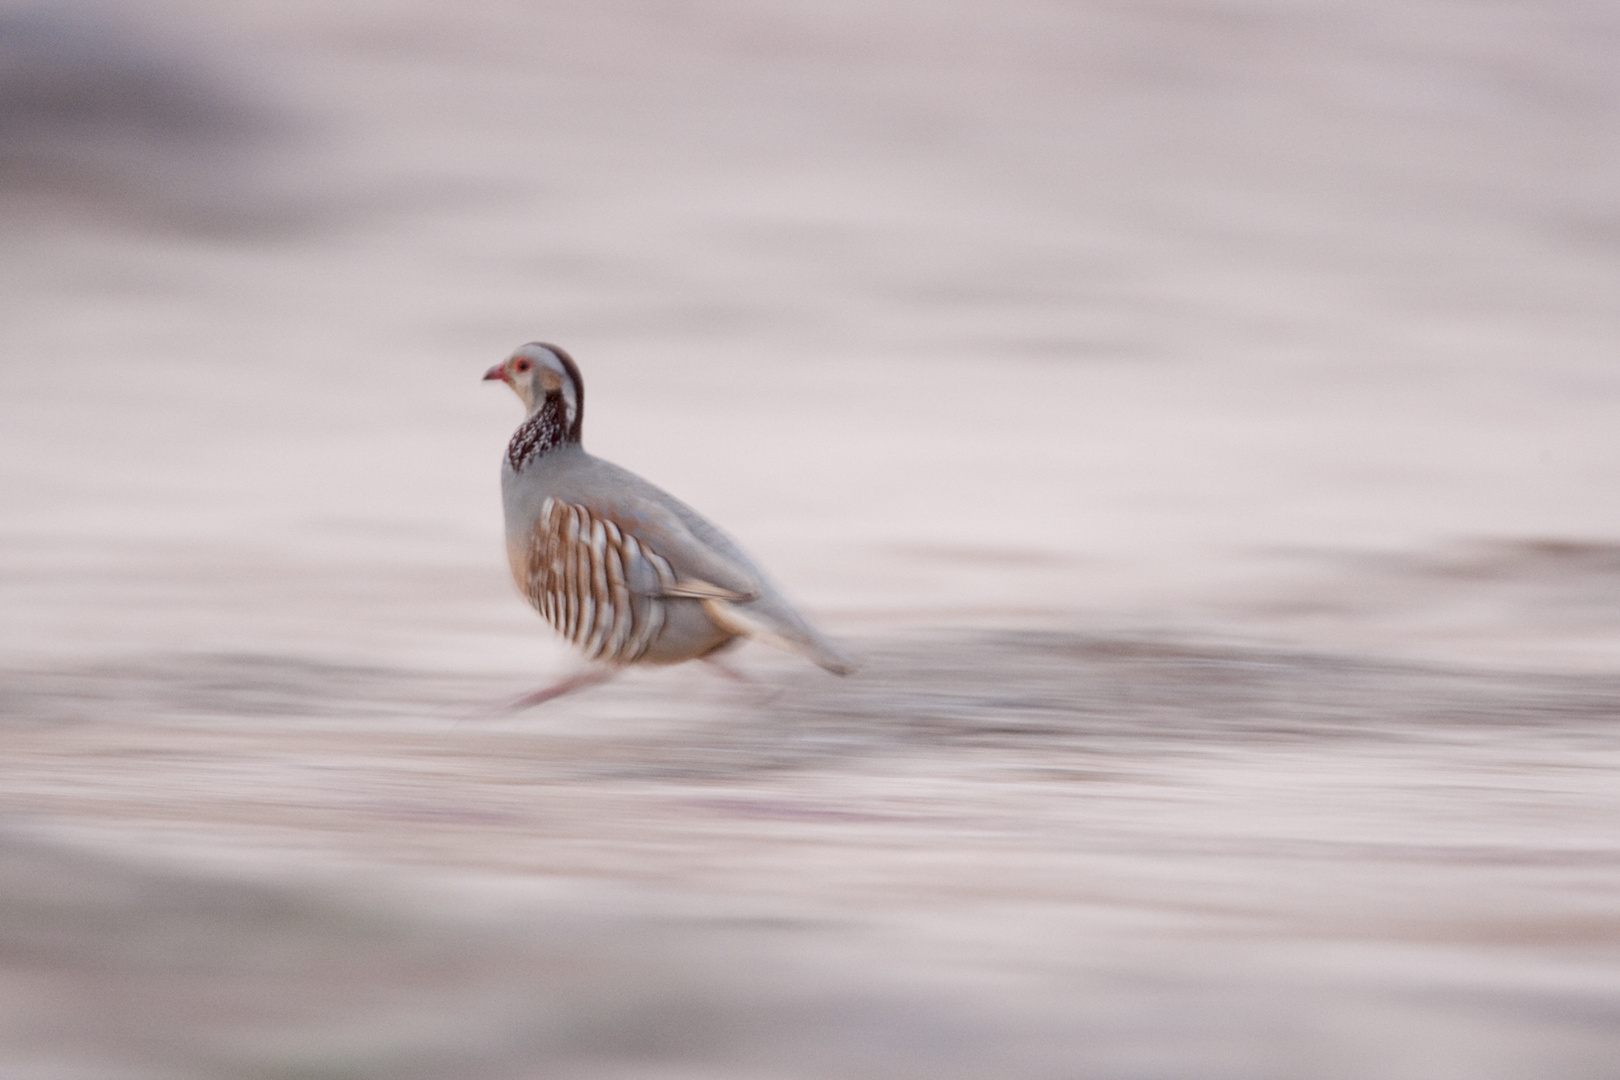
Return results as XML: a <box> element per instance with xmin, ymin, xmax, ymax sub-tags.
<box><xmin>484</xmin><ymin>342</ymin><xmax>855</xmax><ymax>707</ymax></box>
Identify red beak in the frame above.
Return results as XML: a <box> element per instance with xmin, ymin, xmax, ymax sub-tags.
<box><xmin>482</xmin><ymin>363</ymin><xmax>508</xmax><ymax>382</ymax></box>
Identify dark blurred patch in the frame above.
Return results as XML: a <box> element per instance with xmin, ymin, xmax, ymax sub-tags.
<box><xmin>639</xmin><ymin>630</ymin><xmax>1620</xmax><ymax>777</ymax></box>
<box><xmin>1435</xmin><ymin>537</ymin><xmax>1620</xmax><ymax>580</ymax></box>
<box><xmin>5</xmin><ymin>630</ymin><xmax>1620</xmax><ymax>1077</ymax></box>
<box><xmin>0</xmin><ymin>830</ymin><xmax>1259</xmax><ymax>1080</ymax></box>
<box><xmin>0</xmin><ymin>652</ymin><xmax>497</xmax><ymax>727</ymax></box>
<box><xmin>5</xmin><ymin>629</ymin><xmax>1618</xmax><ymax>763</ymax></box>
<box><xmin>0</xmin><ymin>4</ymin><xmax>297</xmax><ymax>232</ymax></box>
<box><xmin>1249</xmin><ymin>537</ymin><xmax>1620</xmax><ymax>630</ymax></box>
<box><xmin>0</xmin><ymin>830</ymin><xmax>761</xmax><ymax>1079</ymax></box>
<box><xmin>3</xmin><ymin>828</ymin><xmax>1616</xmax><ymax>1080</ymax></box>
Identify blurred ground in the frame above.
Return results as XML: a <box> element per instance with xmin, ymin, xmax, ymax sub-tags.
<box><xmin>3</xmin><ymin>1</ymin><xmax>1620</xmax><ymax>1077</ymax></box>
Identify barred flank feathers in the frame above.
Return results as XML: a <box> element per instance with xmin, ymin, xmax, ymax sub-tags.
<box><xmin>527</xmin><ymin>498</ymin><xmax>674</xmax><ymax>664</ymax></box>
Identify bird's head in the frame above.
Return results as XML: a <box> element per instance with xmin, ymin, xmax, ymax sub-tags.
<box><xmin>483</xmin><ymin>342</ymin><xmax>584</xmax><ymax>440</ymax></box>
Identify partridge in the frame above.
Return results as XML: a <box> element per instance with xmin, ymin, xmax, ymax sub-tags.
<box><xmin>484</xmin><ymin>342</ymin><xmax>854</xmax><ymax>705</ymax></box>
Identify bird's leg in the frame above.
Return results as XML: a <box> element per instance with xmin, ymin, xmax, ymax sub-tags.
<box><xmin>701</xmin><ymin>652</ymin><xmax>753</xmax><ymax>685</ymax></box>
<box><xmin>503</xmin><ymin>665</ymin><xmax>618</xmax><ymax>711</ymax></box>
<box><xmin>701</xmin><ymin>654</ymin><xmax>782</xmax><ymax>707</ymax></box>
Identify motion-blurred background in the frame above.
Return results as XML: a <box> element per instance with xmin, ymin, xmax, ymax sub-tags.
<box><xmin>3</xmin><ymin>2</ymin><xmax>1620</xmax><ymax>1077</ymax></box>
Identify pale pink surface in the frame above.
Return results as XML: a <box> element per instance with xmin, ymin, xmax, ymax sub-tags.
<box><xmin>2</xmin><ymin>2</ymin><xmax>1620</xmax><ymax>1076</ymax></box>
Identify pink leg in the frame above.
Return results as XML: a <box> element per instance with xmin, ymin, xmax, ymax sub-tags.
<box><xmin>701</xmin><ymin>653</ymin><xmax>756</xmax><ymax>686</ymax></box>
<box><xmin>502</xmin><ymin>666</ymin><xmax>618</xmax><ymax>712</ymax></box>
<box><xmin>701</xmin><ymin>655</ymin><xmax>782</xmax><ymax>706</ymax></box>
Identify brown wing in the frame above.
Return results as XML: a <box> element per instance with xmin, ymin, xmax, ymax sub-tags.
<box><xmin>523</xmin><ymin>497</ymin><xmax>687</xmax><ymax>663</ymax></box>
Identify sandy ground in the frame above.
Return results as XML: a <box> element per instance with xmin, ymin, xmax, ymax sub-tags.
<box><xmin>3</xmin><ymin>1</ymin><xmax>1620</xmax><ymax>1076</ymax></box>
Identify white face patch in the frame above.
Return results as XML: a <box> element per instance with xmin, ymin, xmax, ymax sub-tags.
<box><xmin>527</xmin><ymin>350</ymin><xmax>575</xmax><ymax>421</ymax></box>
<box><xmin>548</xmin><ymin>361</ymin><xmax>578</xmax><ymax>429</ymax></box>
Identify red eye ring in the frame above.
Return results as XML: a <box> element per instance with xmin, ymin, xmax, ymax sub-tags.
<box><xmin>514</xmin><ymin>359</ymin><xmax>532</xmax><ymax>373</ymax></box>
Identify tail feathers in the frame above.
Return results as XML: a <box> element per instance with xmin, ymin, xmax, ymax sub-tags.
<box><xmin>702</xmin><ymin>599</ymin><xmax>858</xmax><ymax>676</ymax></box>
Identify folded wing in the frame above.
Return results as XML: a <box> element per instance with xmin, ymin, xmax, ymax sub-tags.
<box><xmin>524</xmin><ymin>494</ymin><xmax>855</xmax><ymax>675</ymax></box>
<box><xmin>523</xmin><ymin>497</ymin><xmax>752</xmax><ymax>663</ymax></box>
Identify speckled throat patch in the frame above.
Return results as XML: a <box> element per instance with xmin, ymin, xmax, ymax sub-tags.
<box><xmin>506</xmin><ymin>393</ymin><xmax>570</xmax><ymax>471</ymax></box>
